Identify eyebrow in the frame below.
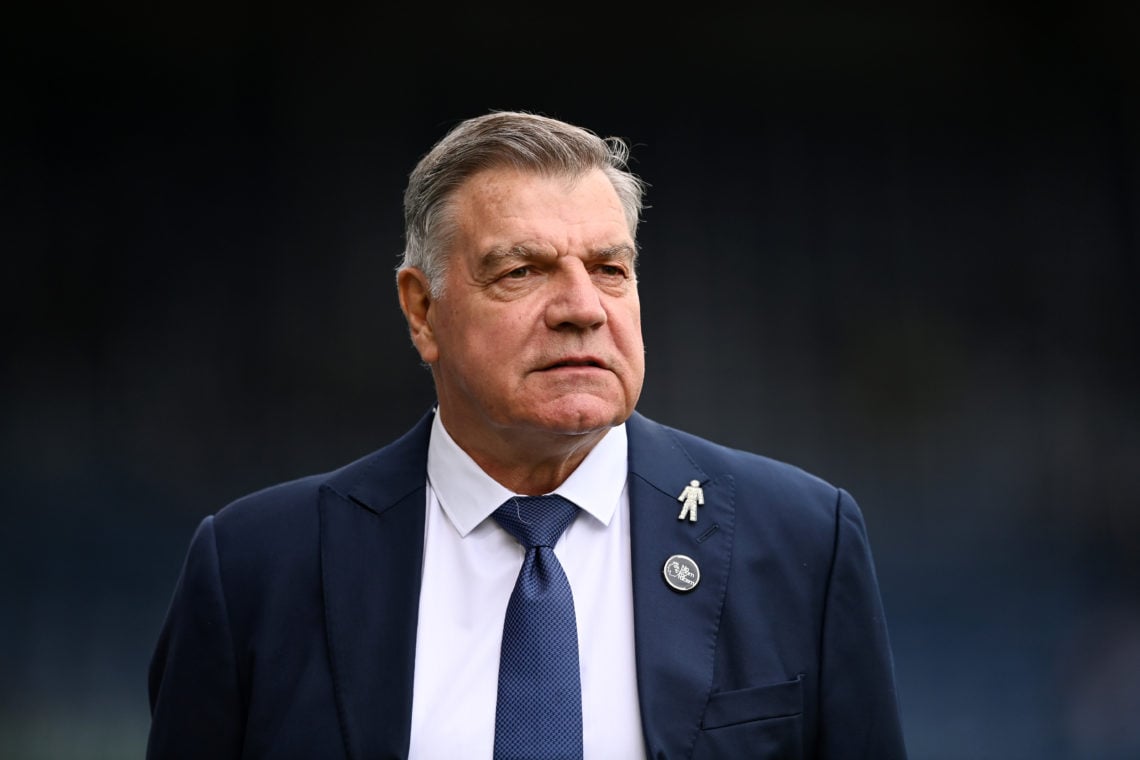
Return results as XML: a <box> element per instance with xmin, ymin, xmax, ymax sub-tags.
<box><xmin>477</xmin><ymin>243</ymin><xmax>636</xmax><ymax>272</ymax></box>
<box><xmin>478</xmin><ymin>245</ymin><xmax>548</xmax><ymax>269</ymax></box>
<box><xmin>594</xmin><ymin>244</ymin><xmax>637</xmax><ymax>262</ymax></box>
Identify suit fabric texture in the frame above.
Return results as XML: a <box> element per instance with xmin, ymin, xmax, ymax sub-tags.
<box><xmin>147</xmin><ymin>410</ymin><xmax>907</xmax><ymax>759</ymax></box>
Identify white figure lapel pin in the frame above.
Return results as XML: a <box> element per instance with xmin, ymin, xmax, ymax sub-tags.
<box><xmin>677</xmin><ymin>479</ymin><xmax>704</xmax><ymax>522</ymax></box>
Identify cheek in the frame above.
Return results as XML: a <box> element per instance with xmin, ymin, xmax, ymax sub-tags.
<box><xmin>432</xmin><ymin>308</ymin><xmax>476</xmax><ymax>369</ymax></box>
<box><xmin>443</xmin><ymin>307</ymin><xmax>530</xmax><ymax>368</ymax></box>
<box><xmin>615</xmin><ymin>305</ymin><xmax>644</xmax><ymax>351</ymax></box>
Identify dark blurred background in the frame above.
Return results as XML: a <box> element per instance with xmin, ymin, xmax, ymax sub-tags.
<box><xmin>3</xmin><ymin>2</ymin><xmax>1138</xmax><ymax>758</ymax></box>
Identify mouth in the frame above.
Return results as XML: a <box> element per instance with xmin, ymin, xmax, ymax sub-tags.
<box><xmin>541</xmin><ymin>357</ymin><xmax>607</xmax><ymax>371</ymax></box>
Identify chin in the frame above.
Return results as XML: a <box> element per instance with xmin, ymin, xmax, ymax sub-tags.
<box><xmin>531</xmin><ymin>397</ymin><xmax>630</xmax><ymax>435</ymax></box>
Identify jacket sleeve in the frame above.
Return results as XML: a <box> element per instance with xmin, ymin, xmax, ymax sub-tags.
<box><xmin>818</xmin><ymin>489</ymin><xmax>908</xmax><ymax>759</ymax></box>
<box><xmin>147</xmin><ymin>515</ymin><xmax>245</xmax><ymax>759</ymax></box>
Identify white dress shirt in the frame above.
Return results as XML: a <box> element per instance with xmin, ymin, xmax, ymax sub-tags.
<box><xmin>408</xmin><ymin>411</ymin><xmax>646</xmax><ymax>760</ymax></box>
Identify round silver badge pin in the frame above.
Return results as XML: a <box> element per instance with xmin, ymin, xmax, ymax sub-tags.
<box><xmin>663</xmin><ymin>554</ymin><xmax>700</xmax><ymax>592</ymax></box>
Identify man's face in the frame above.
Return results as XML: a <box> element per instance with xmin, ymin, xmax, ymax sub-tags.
<box><xmin>404</xmin><ymin>166</ymin><xmax>645</xmax><ymax>457</ymax></box>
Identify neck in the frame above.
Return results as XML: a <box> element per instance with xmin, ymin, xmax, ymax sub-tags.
<box><xmin>440</xmin><ymin>412</ymin><xmax>611</xmax><ymax>495</ymax></box>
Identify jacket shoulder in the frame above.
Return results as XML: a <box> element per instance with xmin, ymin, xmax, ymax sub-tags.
<box><xmin>628</xmin><ymin>412</ymin><xmax>851</xmax><ymax>535</ymax></box>
<box><xmin>210</xmin><ymin>410</ymin><xmax>434</xmax><ymax>544</ymax></box>
<box><xmin>631</xmin><ymin>413</ymin><xmax>842</xmax><ymax>495</ymax></box>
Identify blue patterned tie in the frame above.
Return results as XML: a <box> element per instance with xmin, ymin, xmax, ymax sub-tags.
<box><xmin>493</xmin><ymin>495</ymin><xmax>583</xmax><ymax>760</ymax></box>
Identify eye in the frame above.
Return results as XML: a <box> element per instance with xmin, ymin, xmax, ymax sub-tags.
<box><xmin>596</xmin><ymin>264</ymin><xmax>627</xmax><ymax>278</ymax></box>
<box><xmin>504</xmin><ymin>266</ymin><xmax>531</xmax><ymax>279</ymax></box>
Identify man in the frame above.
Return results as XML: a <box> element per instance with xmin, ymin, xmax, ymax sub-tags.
<box><xmin>147</xmin><ymin>110</ymin><xmax>907</xmax><ymax>759</ymax></box>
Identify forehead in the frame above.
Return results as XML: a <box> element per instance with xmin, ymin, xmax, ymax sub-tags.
<box><xmin>449</xmin><ymin>166</ymin><xmax>631</xmax><ymax>252</ymax></box>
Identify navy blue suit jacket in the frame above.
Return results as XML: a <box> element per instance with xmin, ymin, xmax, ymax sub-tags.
<box><xmin>148</xmin><ymin>410</ymin><xmax>906</xmax><ymax>759</ymax></box>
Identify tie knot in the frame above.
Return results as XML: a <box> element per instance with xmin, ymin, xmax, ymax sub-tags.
<box><xmin>493</xmin><ymin>495</ymin><xmax>579</xmax><ymax>549</ymax></box>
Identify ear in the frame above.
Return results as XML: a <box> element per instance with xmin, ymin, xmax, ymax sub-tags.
<box><xmin>397</xmin><ymin>267</ymin><xmax>440</xmax><ymax>364</ymax></box>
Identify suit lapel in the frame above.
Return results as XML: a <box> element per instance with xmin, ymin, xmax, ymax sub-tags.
<box><xmin>320</xmin><ymin>412</ymin><xmax>434</xmax><ymax>760</ymax></box>
<box><xmin>318</xmin><ymin>410</ymin><xmax>735</xmax><ymax>758</ymax></box>
<box><xmin>627</xmin><ymin>413</ymin><xmax>737</xmax><ymax>758</ymax></box>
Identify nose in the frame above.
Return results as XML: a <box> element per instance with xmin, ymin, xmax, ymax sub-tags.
<box><xmin>544</xmin><ymin>261</ymin><xmax>607</xmax><ymax>330</ymax></box>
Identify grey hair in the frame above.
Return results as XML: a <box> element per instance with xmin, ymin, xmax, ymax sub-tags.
<box><xmin>399</xmin><ymin>110</ymin><xmax>648</xmax><ymax>296</ymax></box>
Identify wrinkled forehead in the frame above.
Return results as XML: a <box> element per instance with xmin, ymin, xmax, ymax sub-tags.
<box><xmin>448</xmin><ymin>167</ymin><xmax>632</xmax><ymax>255</ymax></box>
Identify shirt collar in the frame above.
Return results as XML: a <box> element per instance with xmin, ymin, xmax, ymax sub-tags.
<box><xmin>426</xmin><ymin>409</ymin><xmax>629</xmax><ymax>537</ymax></box>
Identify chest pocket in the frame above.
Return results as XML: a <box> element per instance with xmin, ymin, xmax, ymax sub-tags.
<box><xmin>693</xmin><ymin>675</ymin><xmax>805</xmax><ymax>759</ymax></box>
